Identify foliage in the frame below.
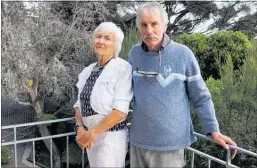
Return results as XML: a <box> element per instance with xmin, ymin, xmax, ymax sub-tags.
<box><xmin>218</xmin><ymin>45</ymin><xmax>257</xmax><ymax>146</ymax></box>
<box><xmin>1</xmin><ymin>147</ymin><xmax>11</xmax><ymax>164</ymax></box>
<box><xmin>50</xmin><ymin>2</ymin><xmax>115</xmax><ymax>31</ymax></box>
<box><xmin>191</xmin><ymin>40</ymin><xmax>257</xmax><ymax>167</ymax></box>
<box><xmin>119</xmin><ymin>25</ymin><xmax>141</xmax><ymax>60</ymax></box>
<box><xmin>120</xmin><ymin>1</ymin><xmax>257</xmax><ymax>37</ymax></box>
<box><xmin>210</xmin><ymin>31</ymin><xmax>252</xmax><ymax>69</ymax></box>
<box><xmin>49</xmin><ymin>1</ymin><xmax>257</xmax><ymax>37</ymax></box>
<box><xmin>1</xmin><ymin>2</ymin><xmax>97</xmax><ymax>167</ymax></box>
<box><xmin>162</xmin><ymin>1</ymin><xmax>218</xmax><ymax>37</ymax></box>
<box><xmin>1</xmin><ymin>2</ymin><xmax>96</xmax><ymax>117</ymax></box>
<box><xmin>177</xmin><ymin>31</ymin><xmax>252</xmax><ymax>79</ymax></box>
<box><xmin>40</xmin><ymin>114</ymin><xmax>56</xmax><ymax>121</ymax></box>
<box><xmin>210</xmin><ymin>1</ymin><xmax>257</xmax><ymax>39</ymax></box>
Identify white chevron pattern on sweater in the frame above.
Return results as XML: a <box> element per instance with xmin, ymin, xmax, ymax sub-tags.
<box><xmin>133</xmin><ymin>71</ymin><xmax>201</xmax><ymax>87</ymax></box>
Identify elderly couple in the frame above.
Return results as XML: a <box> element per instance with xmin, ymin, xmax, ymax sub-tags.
<box><xmin>74</xmin><ymin>2</ymin><xmax>237</xmax><ymax>168</ymax></box>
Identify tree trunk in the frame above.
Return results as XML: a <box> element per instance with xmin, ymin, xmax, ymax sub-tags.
<box><xmin>38</xmin><ymin>125</ymin><xmax>61</xmax><ymax>168</ymax></box>
<box><xmin>35</xmin><ymin>100</ymin><xmax>61</xmax><ymax>168</ymax></box>
<box><xmin>35</xmin><ymin>101</ymin><xmax>43</xmax><ymax>118</ymax></box>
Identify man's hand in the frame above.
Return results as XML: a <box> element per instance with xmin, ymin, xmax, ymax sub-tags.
<box><xmin>211</xmin><ymin>132</ymin><xmax>237</xmax><ymax>159</ymax></box>
<box><xmin>76</xmin><ymin>126</ymin><xmax>89</xmax><ymax>149</ymax></box>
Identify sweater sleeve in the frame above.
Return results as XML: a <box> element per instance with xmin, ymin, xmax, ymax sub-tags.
<box><xmin>185</xmin><ymin>48</ymin><xmax>220</xmax><ymax>134</ymax></box>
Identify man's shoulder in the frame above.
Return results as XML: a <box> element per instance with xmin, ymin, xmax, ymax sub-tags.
<box><xmin>168</xmin><ymin>41</ymin><xmax>195</xmax><ymax>62</ymax></box>
<box><xmin>130</xmin><ymin>44</ymin><xmax>142</xmax><ymax>53</ymax></box>
<box><xmin>169</xmin><ymin>41</ymin><xmax>192</xmax><ymax>53</ymax></box>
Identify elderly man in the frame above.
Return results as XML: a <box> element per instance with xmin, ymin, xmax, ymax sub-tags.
<box><xmin>128</xmin><ymin>2</ymin><xmax>237</xmax><ymax>168</ymax></box>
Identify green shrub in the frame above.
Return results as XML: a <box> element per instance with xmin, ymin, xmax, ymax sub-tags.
<box><xmin>176</xmin><ymin>31</ymin><xmax>252</xmax><ymax>79</ymax></box>
<box><xmin>1</xmin><ymin>147</ymin><xmax>11</xmax><ymax>165</ymax></box>
<box><xmin>210</xmin><ymin>31</ymin><xmax>252</xmax><ymax>70</ymax></box>
<box><xmin>191</xmin><ymin>40</ymin><xmax>257</xmax><ymax>167</ymax></box>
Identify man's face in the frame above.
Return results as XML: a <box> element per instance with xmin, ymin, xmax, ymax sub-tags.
<box><xmin>137</xmin><ymin>9</ymin><xmax>167</xmax><ymax>51</ymax></box>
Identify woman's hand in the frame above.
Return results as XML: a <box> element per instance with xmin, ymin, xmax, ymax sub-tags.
<box><xmin>83</xmin><ymin>129</ymin><xmax>97</xmax><ymax>149</ymax></box>
<box><xmin>76</xmin><ymin>126</ymin><xmax>89</xmax><ymax>149</ymax></box>
<box><xmin>76</xmin><ymin>127</ymin><xmax>97</xmax><ymax>150</ymax></box>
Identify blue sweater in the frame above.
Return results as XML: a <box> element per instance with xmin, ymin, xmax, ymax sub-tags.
<box><xmin>128</xmin><ymin>41</ymin><xmax>219</xmax><ymax>151</ymax></box>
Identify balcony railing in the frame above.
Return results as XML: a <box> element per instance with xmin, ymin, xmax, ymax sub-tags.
<box><xmin>1</xmin><ymin>117</ymin><xmax>257</xmax><ymax>168</ymax></box>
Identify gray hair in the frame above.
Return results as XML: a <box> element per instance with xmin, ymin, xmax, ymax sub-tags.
<box><xmin>136</xmin><ymin>2</ymin><xmax>168</xmax><ymax>27</ymax></box>
<box><xmin>93</xmin><ymin>22</ymin><xmax>124</xmax><ymax>58</ymax></box>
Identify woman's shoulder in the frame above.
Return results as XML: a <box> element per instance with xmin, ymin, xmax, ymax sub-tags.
<box><xmin>115</xmin><ymin>57</ymin><xmax>130</xmax><ymax>65</ymax></box>
<box><xmin>113</xmin><ymin>57</ymin><xmax>131</xmax><ymax>69</ymax></box>
<box><xmin>78</xmin><ymin>62</ymin><xmax>97</xmax><ymax>77</ymax></box>
<box><xmin>108</xmin><ymin>58</ymin><xmax>132</xmax><ymax>75</ymax></box>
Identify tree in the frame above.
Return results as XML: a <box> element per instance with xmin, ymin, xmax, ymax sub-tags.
<box><xmin>162</xmin><ymin>1</ymin><xmax>218</xmax><ymax>37</ymax></box>
<box><xmin>209</xmin><ymin>1</ymin><xmax>257</xmax><ymax>39</ymax></box>
<box><xmin>50</xmin><ymin>2</ymin><xmax>111</xmax><ymax>31</ymax></box>
<box><xmin>1</xmin><ymin>2</ymin><xmax>97</xmax><ymax>166</ymax></box>
<box><xmin>122</xmin><ymin>1</ymin><xmax>256</xmax><ymax>38</ymax></box>
<box><xmin>49</xmin><ymin>1</ymin><xmax>257</xmax><ymax>38</ymax></box>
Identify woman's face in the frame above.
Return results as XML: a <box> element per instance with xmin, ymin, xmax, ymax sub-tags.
<box><xmin>93</xmin><ymin>31</ymin><xmax>116</xmax><ymax>59</ymax></box>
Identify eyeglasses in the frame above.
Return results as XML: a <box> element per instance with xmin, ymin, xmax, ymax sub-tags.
<box><xmin>136</xmin><ymin>50</ymin><xmax>161</xmax><ymax>76</ymax></box>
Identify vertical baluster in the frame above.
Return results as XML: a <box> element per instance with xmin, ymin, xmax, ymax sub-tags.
<box><xmin>33</xmin><ymin>141</ymin><xmax>35</xmax><ymax>167</ymax></box>
<box><xmin>191</xmin><ymin>151</ymin><xmax>194</xmax><ymax>168</ymax></box>
<box><xmin>50</xmin><ymin>139</ymin><xmax>53</xmax><ymax>168</ymax></box>
<box><xmin>226</xmin><ymin>148</ymin><xmax>231</xmax><ymax>168</ymax></box>
<box><xmin>208</xmin><ymin>159</ymin><xmax>211</xmax><ymax>168</ymax></box>
<box><xmin>66</xmin><ymin>136</ymin><xmax>69</xmax><ymax>168</ymax></box>
<box><xmin>14</xmin><ymin>127</ymin><xmax>17</xmax><ymax>168</ymax></box>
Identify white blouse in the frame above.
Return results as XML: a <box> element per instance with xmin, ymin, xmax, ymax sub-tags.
<box><xmin>73</xmin><ymin>57</ymin><xmax>133</xmax><ymax>116</ymax></box>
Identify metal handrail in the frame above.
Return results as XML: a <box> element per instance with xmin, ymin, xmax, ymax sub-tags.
<box><xmin>1</xmin><ymin>117</ymin><xmax>75</xmax><ymax>129</ymax></box>
<box><xmin>193</xmin><ymin>132</ymin><xmax>257</xmax><ymax>158</ymax></box>
<box><xmin>1</xmin><ymin>117</ymin><xmax>257</xmax><ymax>168</ymax></box>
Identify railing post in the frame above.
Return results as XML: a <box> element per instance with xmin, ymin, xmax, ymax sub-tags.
<box><xmin>14</xmin><ymin>127</ymin><xmax>18</xmax><ymax>168</ymax></box>
<box><xmin>208</xmin><ymin>159</ymin><xmax>211</xmax><ymax>168</ymax></box>
<box><xmin>226</xmin><ymin>148</ymin><xmax>231</xmax><ymax>168</ymax></box>
<box><xmin>66</xmin><ymin>136</ymin><xmax>69</xmax><ymax>168</ymax></box>
<box><xmin>191</xmin><ymin>151</ymin><xmax>194</xmax><ymax>168</ymax></box>
<box><xmin>50</xmin><ymin>139</ymin><xmax>53</xmax><ymax>168</ymax></box>
<box><xmin>33</xmin><ymin>141</ymin><xmax>35</xmax><ymax>167</ymax></box>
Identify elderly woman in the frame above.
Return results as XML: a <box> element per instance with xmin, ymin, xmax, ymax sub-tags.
<box><xmin>73</xmin><ymin>22</ymin><xmax>132</xmax><ymax>167</ymax></box>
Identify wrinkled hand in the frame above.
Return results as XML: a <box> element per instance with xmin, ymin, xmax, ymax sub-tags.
<box><xmin>76</xmin><ymin>127</ymin><xmax>97</xmax><ymax>150</ymax></box>
<box><xmin>82</xmin><ymin>129</ymin><xmax>97</xmax><ymax>150</ymax></box>
<box><xmin>76</xmin><ymin>126</ymin><xmax>89</xmax><ymax>149</ymax></box>
<box><xmin>211</xmin><ymin>132</ymin><xmax>237</xmax><ymax>159</ymax></box>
